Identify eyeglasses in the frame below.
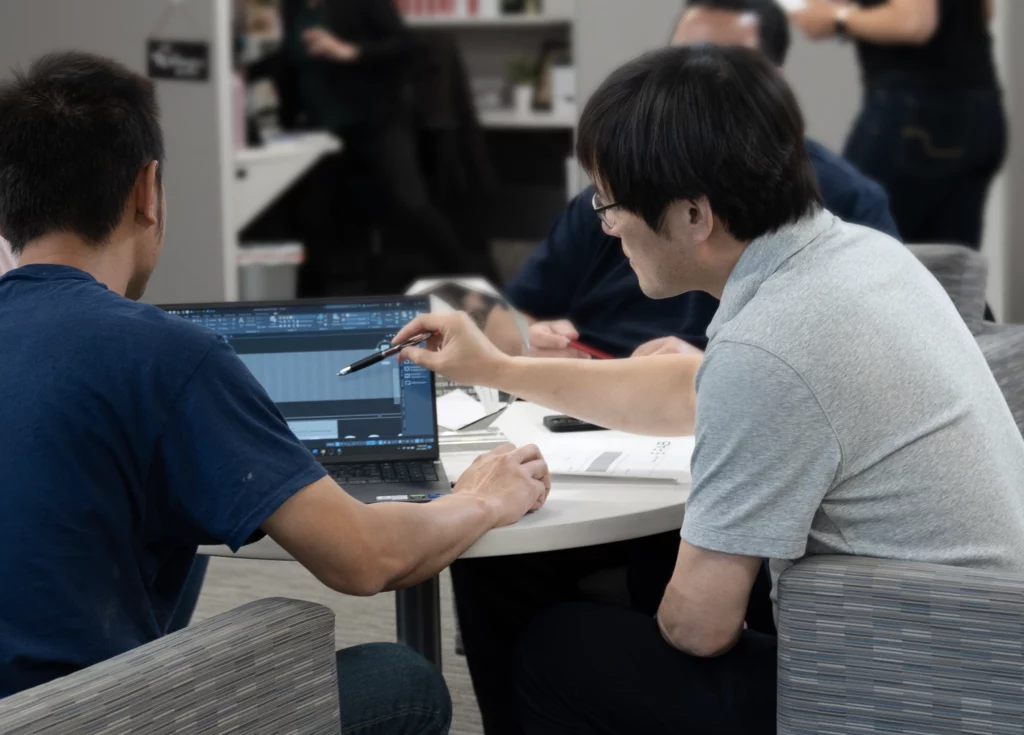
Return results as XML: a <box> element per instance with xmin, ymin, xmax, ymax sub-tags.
<box><xmin>592</xmin><ymin>191</ymin><xmax>620</xmax><ymax>228</ymax></box>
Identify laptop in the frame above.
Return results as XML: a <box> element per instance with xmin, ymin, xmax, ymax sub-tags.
<box><xmin>162</xmin><ymin>296</ymin><xmax>451</xmax><ymax>504</ymax></box>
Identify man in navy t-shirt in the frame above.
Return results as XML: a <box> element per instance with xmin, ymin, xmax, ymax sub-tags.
<box><xmin>0</xmin><ymin>52</ymin><xmax>549</xmax><ymax>728</ymax></box>
<box><xmin>488</xmin><ymin>0</ymin><xmax>900</xmax><ymax>359</ymax></box>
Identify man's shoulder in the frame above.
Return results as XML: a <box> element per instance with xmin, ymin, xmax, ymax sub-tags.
<box><xmin>60</xmin><ymin>295</ymin><xmax>226</xmax><ymax>375</ymax></box>
<box><xmin>805</xmin><ymin>138</ymin><xmax>897</xmax><ymax>236</ymax></box>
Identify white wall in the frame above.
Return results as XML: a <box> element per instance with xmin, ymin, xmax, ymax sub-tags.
<box><xmin>573</xmin><ymin>0</ymin><xmax>681</xmax><ymax>109</ymax></box>
<box><xmin>784</xmin><ymin>34</ymin><xmax>861</xmax><ymax>151</ymax></box>
<box><xmin>1000</xmin><ymin>0</ymin><xmax>1024</xmax><ymax>322</ymax></box>
<box><xmin>0</xmin><ymin>0</ymin><xmax>236</xmax><ymax>304</ymax></box>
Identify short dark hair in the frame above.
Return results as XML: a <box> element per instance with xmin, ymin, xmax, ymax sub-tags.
<box><xmin>684</xmin><ymin>0</ymin><xmax>791</xmax><ymax>66</ymax></box>
<box><xmin>577</xmin><ymin>45</ymin><xmax>820</xmax><ymax>242</ymax></box>
<box><xmin>0</xmin><ymin>52</ymin><xmax>165</xmax><ymax>254</ymax></box>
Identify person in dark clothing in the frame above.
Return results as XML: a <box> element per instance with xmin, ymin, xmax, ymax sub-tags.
<box><xmin>486</xmin><ymin>0</ymin><xmax>900</xmax><ymax>359</ymax></box>
<box><xmin>278</xmin><ymin>0</ymin><xmax>489</xmax><ymax>292</ymax></box>
<box><xmin>0</xmin><ymin>52</ymin><xmax>554</xmax><ymax>732</ymax></box>
<box><xmin>791</xmin><ymin>0</ymin><xmax>1006</xmax><ymax>250</ymax></box>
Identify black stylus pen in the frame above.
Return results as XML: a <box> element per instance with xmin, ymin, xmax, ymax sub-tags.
<box><xmin>337</xmin><ymin>333</ymin><xmax>433</xmax><ymax>377</ymax></box>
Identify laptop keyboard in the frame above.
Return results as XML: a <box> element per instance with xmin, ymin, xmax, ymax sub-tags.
<box><xmin>328</xmin><ymin>461</ymin><xmax>439</xmax><ymax>486</ymax></box>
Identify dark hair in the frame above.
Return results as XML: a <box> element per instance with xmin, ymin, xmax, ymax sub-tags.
<box><xmin>577</xmin><ymin>45</ymin><xmax>820</xmax><ymax>242</ymax></box>
<box><xmin>684</xmin><ymin>0</ymin><xmax>791</xmax><ymax>66</ymax></box>
<box><xmin>0</xmin><ymin>52</ymin><xmax>165</xmax><ymax>254</ymax></box>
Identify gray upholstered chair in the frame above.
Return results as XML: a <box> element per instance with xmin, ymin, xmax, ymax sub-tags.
<box><xmin>907</xmin><ymin>244</ymin><xmax>1024</xmax><ymax>437</ymax></box>
<box><xmin>0</xmin><ymin>598</ymin><xmax>341</xmax><ymax>734</ymax></box>
<box><xmin>777</xmin><ymin>244</ymin><xmax>1024</xmax><ymax>734</ymax></box>
<box><xmin>777</xmin><ymin>556</ymin><xmax>1024</xmax><ymax>735</ymax></box>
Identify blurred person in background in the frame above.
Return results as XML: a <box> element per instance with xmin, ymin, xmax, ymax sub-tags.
<box><xmin>486</xmin><ymin>0</ymin><xmax>900</xmax><ymax>361</ymax></box>
<box><xmin>276</xmin><ymin>0</ymin><xmax>491</xmax><ymax>292</ymax></box>
<box><xmin>791</xmin><ymin>0</ymin><xmax>1005</xmax><ymax>251</ymax></box>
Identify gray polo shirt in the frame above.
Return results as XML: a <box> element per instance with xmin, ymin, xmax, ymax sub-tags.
<box><xmin>681</xmin><ymin>209</ymin><xmax>1024</xmax><ymax>600</ymax></box>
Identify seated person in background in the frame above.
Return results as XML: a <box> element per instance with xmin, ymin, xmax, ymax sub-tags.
<box><xmin>394</xmin><ymin>45</ymin><xmax>1024</xmax><ymax>734</ymax></box>
<box><xmin>0</xmin><ymin>53</ymin><xmax>549</xmax><ymax>731</ymax></box>
<box><xmin>487</xmin><ymin>0</ymin><xmax>900</xmax><ymax>360</ymax></box>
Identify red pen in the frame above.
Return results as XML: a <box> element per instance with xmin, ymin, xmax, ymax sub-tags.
<box><xmin>567</xmin><ymin>339</ymin><xmax>615</xmax><ymax>360</ymax></box>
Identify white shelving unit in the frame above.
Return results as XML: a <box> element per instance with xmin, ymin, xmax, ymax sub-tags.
<box><xmin>478</xmin><ymin>108</ymin><xmax>575</xmax><ymax>130</ymax></box>
<box><xmin>234</xmin><ymin>132</ymin><xmax>342</xmax><ymax>232</ymax></box>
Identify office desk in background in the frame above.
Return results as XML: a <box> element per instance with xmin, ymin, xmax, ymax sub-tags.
<box><xmin>199</xmin><ymin>419</ymin><xmax>690</xmax><ymax>668</ymax></box>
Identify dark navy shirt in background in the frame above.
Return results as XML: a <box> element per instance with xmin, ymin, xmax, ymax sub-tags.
<box><xmin>505</xmin><ymin>138</ymin><xmax>901</xmax><ymax>357</ymax></box>
<box><xmin>0</xmin><ymin>266</ymin><xmax>325</xmax><ymax>698</ymax></box>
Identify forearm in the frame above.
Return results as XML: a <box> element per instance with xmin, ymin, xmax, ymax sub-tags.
<box><xmin>365</xmin><ymin>493</ymin><xmax>498</xmax><ymax>591</ymax></box>
<box><xmin>484</xmin><ymin>307</ymin><xmax>532</xmax><ymax>356</ymax></box>
<box><xmin>845</xmin><ymin>1</ymin><xmax>938</xmax><ymax>45</ymax></box>
<box><xmin>265</xmin><ymin>477</ymin><xmax>499</xmax><ymax>597</ymax></box>
<box><xmin>493</xmin><ymin>354</ymin><xmax>700</xmax><ymax>436</ymax></box>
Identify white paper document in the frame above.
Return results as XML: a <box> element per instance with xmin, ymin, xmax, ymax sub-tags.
<box><xmin>437</xmin><ymin>388</ymin><xmax>506</xmax><ymax>431</ymax></box>
<box><xmin>495</xmin><ymin>403</ymin><xmax>694</xmax><ymax>483</ymax></box>
<box><xmin>437</xmin><ymin>390</ymin><xmax>488</xmax><ymax>431</ymax></box>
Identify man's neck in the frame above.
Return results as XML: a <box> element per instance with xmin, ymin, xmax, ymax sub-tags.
<box><xmin>18</xmin><ymin>234</ymin><xmax>132</xmax><ymax>297</ymax></box>
<box><xmin>702</xmin><ymin>230</ymin><xmax>750</xmax><ymax>300</ymax></box>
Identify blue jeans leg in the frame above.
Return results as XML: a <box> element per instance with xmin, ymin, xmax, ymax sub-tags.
<box><xmin>336</xmin><ymin>642</ymin><xmax>452</xmax><ymax>735</ymax></box>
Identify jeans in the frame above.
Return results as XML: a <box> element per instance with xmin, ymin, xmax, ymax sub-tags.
<box><xmin>517</xmin><ymin>604</ymin><xmax>777</xmax><ymax>735</ymax></box>
<box><xmin>452</xmin><ymin>532</ymin><xmax>776</xmax><ymax>735</ymax></box>
<box><xmin>336</xmin><ymin>643</ymin><xmax>452</xmax><ymax>735</ymax></box>
<box><xmin>166</xmin><ymin>560</ymin><xmax>450</xmax><ymax>732</ymax></box>
<box><xmin>844</xmin><ymin>84</ymin><xmax>1007</xmax><ymax>249</ymax></box>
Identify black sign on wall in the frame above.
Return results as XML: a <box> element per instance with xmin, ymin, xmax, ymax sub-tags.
<box><xmin>147</xmin><ymin>39</ymin><xmax>210</xmax><ymax>82</ymax></box>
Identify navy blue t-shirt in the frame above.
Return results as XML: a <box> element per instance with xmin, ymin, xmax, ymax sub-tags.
<box><xmin>0</xmin><ymin>265</ymin><xmax>326</xmax><ymax>698</ymax></box>
<box><xmin>505</xmin><ymin>139</ymin><xmax>900</xmax><ymax>357</ymax></box>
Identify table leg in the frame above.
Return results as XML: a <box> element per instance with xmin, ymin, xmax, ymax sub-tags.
<box><xmin>395</xmin><ymin>575</ymin><xmax>442</xmax><ymax>668</ymax></box>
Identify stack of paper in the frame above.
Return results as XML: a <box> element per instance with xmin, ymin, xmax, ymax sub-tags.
<box><xmin>437</xmin><ymin>388</ymin><xmax>505</xmax><ymax>431</ymax></box>
<box><xmin>495</xmin><ymin>403</ymin><xmax>694</xmax><ymax>483</ymax></box>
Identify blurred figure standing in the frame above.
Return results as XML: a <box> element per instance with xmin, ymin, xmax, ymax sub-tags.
<box><xmin>791</xmin><ymin>0</ymin><xmax>1005</xmax><ymax>250</ymax></box>
<box><xmin>278</xmin><ymin>0</ymin><xmax>484</xmax><ymax>290</ymax></box>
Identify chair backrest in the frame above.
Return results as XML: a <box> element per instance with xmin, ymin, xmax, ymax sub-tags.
<box><xmin>907</xmin><ymin>244</ymin><xmax>988</xmax><ymax>324</ymax></box>
<box><xmin>0</xmin><ymin>598</ymin><xmax>341</xmax><ymax>735</ymax></box>
<box><xmin>975</xmin><ymin>321</ymin><xmax>1024</xmax><ymax>434</ymax></box>
<box><xmin>908</xmin><ymin>244</ymin><xmax>1024</xmax><ymax>436</ymax></box>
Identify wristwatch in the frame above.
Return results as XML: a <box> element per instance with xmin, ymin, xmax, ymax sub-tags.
<box><xmin>835</xmin><ymin>6</ymin><xmax>853</xmax><ymax>39</ymax></box>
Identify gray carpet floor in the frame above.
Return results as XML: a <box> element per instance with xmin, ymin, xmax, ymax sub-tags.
<box><xmin>193</xmin><ymin>557</ymin><xmax>483</xmax><ymax>735</ymax></box>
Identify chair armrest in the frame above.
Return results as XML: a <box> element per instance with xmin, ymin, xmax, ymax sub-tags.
<box><xmin>777</xmin><ymin>556</ymin><xmax>1024</xmax><ymax>735</ymax></box>
<box><xmin>0</xmin><ymin>598</ymin><xmax>341</xmax><ymax>735</ymax></box>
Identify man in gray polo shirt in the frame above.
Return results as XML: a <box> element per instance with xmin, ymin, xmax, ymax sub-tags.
<box><xmin>393</xmin><ymin>45</ymin><xmax>1024</xmax><ymax>735</ymax></box>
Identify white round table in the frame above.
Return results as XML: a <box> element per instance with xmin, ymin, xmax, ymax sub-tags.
<box><xmin>200</xmin><ymin>450</ymin><xmax>689</xmax><ymax>665</ymax></box>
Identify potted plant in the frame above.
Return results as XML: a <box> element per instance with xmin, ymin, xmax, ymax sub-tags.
<box><xmin>508</xmin><ymin>57</ymin><xmax>537</xmax><ymax>114</ymax></box>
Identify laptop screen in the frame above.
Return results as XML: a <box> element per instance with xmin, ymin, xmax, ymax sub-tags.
<box><xmin>163</xmin><ymin>297</ymin><xmax>438</xmax><ymax>463</ymax></box>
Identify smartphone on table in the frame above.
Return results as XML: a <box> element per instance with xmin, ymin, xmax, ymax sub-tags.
<box><xmin>543</xmin><ymin>415</ymin><xmax>607</xmax><ymax>433</ymax></box>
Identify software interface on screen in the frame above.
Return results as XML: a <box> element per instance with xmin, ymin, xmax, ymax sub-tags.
<box><xmin>165</xmin><ymin>300</ymin><xmax>436</xmax><ymax>461</ymax></box>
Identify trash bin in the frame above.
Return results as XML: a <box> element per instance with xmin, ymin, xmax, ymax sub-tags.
<box><xmin>238</xmin><ymin>242</ymin><xmax>304</xmax><ymax>301</ymax></box>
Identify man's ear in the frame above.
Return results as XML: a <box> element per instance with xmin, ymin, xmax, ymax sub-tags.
<box><xmin>686</xmin><ymin>197</ymin><xmax>715</xmax><ymax>243</ymax></box>
<box><xmin>133</xmin><ymin>161</ymin><xmax>161</xmax><ymax>228</ymax></box>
